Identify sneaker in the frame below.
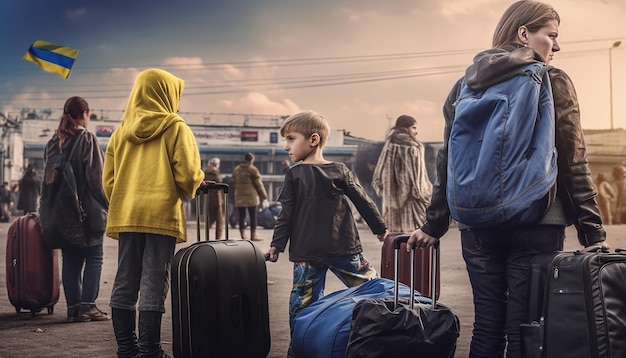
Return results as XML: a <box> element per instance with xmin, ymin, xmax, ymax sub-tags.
<box><xmin>66</xmin><ymin>307</ymin><xmax>79</xmax><ymax>322</ymax></box>
<box><xmin>76</xmin><ymin>306</ymin><xmax>111</xmax><ymax>322</ymax></box>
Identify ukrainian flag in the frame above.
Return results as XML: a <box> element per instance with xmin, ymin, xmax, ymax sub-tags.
<box><xmin>23</xmin><ymin>40</ymin><xmax>79</xmax><ymax>79</ymax></box>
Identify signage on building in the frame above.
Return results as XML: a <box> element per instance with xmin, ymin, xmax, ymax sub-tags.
<box><xmin>96</xmin><ymin>125</ymin><xmax>115</xmax><ymax>138</ymax></box>
<box><xmin>194</xmin><ymin>130</ymin><xmax>242</xmax><ymax>145</ymax></box>
<box><xmin>240</xmin><ymin>131</ymin><xmax>258</xmax><ymax>142</ymax></box>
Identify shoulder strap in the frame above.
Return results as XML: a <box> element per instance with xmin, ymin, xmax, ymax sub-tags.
<box><xmin>66</xmin><ymin>129</ymin><xmax>86</xmax><ymax>163</ymax></box>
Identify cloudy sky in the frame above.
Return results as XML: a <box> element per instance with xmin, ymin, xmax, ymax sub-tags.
<box><xmin>1</xmin><ymin>0</ymin><xmax>624</xmax><ymax>142</ymax></box>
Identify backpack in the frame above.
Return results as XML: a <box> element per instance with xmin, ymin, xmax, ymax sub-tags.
<box><xmin>446</xmin><ymin>62</ymin><xmax>557</xmax><ymax>228</ymax></box>
<box><xmin>39</xmin><ymin>130</ymin><xmax>87</xmax><ymax>250</ymax></box>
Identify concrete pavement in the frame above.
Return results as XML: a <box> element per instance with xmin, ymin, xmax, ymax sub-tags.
<box><xmin>1</xmin><ymin>218</ymin><xmax>624</xmax><ymax>357</ymax></box>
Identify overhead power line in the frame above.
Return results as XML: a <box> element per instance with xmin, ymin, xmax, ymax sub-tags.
<box><xmin>1</xmin><ymin>37</ymin><xmax>621</xmax><ymax>104</ymax></box>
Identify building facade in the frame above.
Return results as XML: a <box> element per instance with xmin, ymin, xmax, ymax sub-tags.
<box><xmin>2</xmin><ymin>110</ymin><xmax>372</xmax><ymax>202</ymax></box>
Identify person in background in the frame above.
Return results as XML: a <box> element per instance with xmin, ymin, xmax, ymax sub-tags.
<box><xmin>0</xmin><ymin>182</ymin><xmax>11</xmax><ymax>222</ymax></box>
<box><xmin>16</xmin><ymin>164</ymin><xmax>40</xmax><ymax>215</ymax></box>
<box><xmin>597</xmin><ymin>172</ymin><xmax>616</xmax><ymax>225</ymax></box>
<box><xmin>611</xmin><ymin>164</ymin><xmax>626</xmax><ymax>224</ymax></box>
<box><xmin>204</xmin><ymin>157</ymin><xmax>225</xmax><ymax>240</ymax></box>
<box><xmin>232</xmin><ymin>152</ymin><xmax>268</xmax><ymax>241</ymax></box>
<box><xmin>42</xmin><ymin>96</ymin><xmax>110</xmax><ymax>323</ymax></box>
<box><xmin>372</xmin><ymin>115</ymin><xmax>432</xmax><ymax>232</ymax></box>
<box><xmin>280</xmin><ymin>159</ymin><xmax>291</xmax><ymax>174</ymax></box>
<box><xmin>352</xmin><ymin>142</ymin><xmax>385</xmax><ymax>213</ymax></box>
<box><xmin>265</xmin><ymin>110</ymin><xmax>387</xmax><ymax>357</ymax></box>
<box><xmin>104</xmin><ymin>69</ymin><xmax>205</xmax><ymax>358</ymax></box>
<box><xmin>407</xmin><ymin>1</ymin><xmax>610</xmax><ymax>357</ymax></box>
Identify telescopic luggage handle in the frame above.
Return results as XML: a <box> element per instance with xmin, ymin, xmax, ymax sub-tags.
<box><xmin>392</xmin><ymin>235</ymin><xmax>439</xmax><ymax>310</ymax></box>
<box><xmin>196</xmin><ymin>182</ymin><xmax>229</xmax><ymax>195</ymax></box>
<box><xmin>195</xmin><ymin>182</ymin><xmax>229</xmax><ymax>242</ymax></box>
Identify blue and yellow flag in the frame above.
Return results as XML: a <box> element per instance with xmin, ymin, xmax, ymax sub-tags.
<box><xmin>23</xmin><ymin>40</ymin><xmax>80</xmax><ymax>79</ymax></box>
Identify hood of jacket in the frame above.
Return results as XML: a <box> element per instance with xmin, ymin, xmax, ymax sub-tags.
<box><xmin>119</xmin><ymin>68</ymin><xmax>185</xmax><ymax>145</ymax></box>
<box><xmin>464</xmin><ymin>44</ymin><xmax>546</xmax><ymax>91</ymax></box>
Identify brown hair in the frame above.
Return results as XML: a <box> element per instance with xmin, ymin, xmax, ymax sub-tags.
<box><xmin>492</xmin><ymin>0</ymin><xmax>560</xmax><ymax>48</ymax></box>
<box><xmin>280</xmin><ymin>110</ymin><xmax>330</xmax><ymax>148</ymax></box>
<box><xmin>58</xmin><ymin>96</ymin><xmax>89</xmax><ymax>146</ymax></box>
<box><xmin>394</xmin><ymin>115</ymin><xmax>417</xmax><ymax>129</ymax></box>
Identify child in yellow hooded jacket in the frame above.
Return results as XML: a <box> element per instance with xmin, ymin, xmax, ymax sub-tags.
<box><xmin>104</xmin><ymin>68</ymin><xmax>204</xmax><ymax>358</ymax></box>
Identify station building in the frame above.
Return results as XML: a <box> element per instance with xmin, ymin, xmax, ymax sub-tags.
<box><xmin>1</xmin><ymin>110</ymin><xmax>376</xmax><ymax>202</ymax></box>
<box><xmin>3</xmin><ymin>109</ymin><xmax>625</xmax><ymax>205</ymax></box>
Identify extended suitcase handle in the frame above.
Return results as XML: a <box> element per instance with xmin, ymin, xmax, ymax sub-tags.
<box><xmin>195</xmin><ymin>182</ymin><xmax>229</xmax><ymax>242</ymax></box>
<box><xmin>196</xmin><ymin>182</ymin><xmax>229</xmax><ymax>195</ymax></box>
<box><xmin>392</xmin><ymin>235</ymin><xmax>439</xmax><ymax>310</ymax></box>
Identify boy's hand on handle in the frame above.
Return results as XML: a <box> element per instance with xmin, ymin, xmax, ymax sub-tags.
<box><xmin>407</xmin><ymin>228</ymin><xmax>438</xmax><ymax>251</ymax></box>
<box><xmin>265</xmin><ymin>246</ymin><xmax>280</xmax><ymax>262</ymax></box>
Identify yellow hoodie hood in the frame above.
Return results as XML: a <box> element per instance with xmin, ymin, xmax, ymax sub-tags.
<box><xmin>120</xmin><ymin>68</ymin><xmax>185</xmax><ymax>144</ymax></box>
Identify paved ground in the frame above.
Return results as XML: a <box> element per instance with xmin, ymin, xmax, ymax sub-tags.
<box><xmin>0</xmin><ymin>218</ymin><xmax>624</xmax><ymax>358</ymax></box>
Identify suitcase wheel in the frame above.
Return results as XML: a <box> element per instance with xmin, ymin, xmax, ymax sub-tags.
<box><xmin>15</xmin><ymin>307</ymin><xmax>21</xmax><ymax>314</ymax></box>
<box><xmin>30</xmin><ymin>307</ymin><xmax>42</xmax><ymax>318</ymax></box>
<box><xmin>47</xmin><ymin>306</ymin><xmax>54</xmax><ymax>315</ymax></box>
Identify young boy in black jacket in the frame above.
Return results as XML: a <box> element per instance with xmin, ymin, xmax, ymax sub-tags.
<box><xmin>265</xmin><ymin>110</ymin><xmax>387</xmax><ymax>337</ymax></box>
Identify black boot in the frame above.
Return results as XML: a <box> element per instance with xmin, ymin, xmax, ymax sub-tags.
<box><xmin>112</xmin><ymin>308</ymin><xmax>139</xmax><ymax>358</ymax></box>
<box><xmin>138</xmin><ymin>311</ymin><xmax>171</xmax><ymax>358</ymax></box>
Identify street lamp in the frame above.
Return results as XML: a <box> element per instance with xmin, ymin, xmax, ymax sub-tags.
<box><xmin>609</xmin><ymin>40</ymin><xmax>622</xmax><ymax>130</ymax></box>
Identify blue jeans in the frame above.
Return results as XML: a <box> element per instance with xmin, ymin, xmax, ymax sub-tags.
<box><xmin>62</xmin><ymin>244</ymin><xmax>104</xmax><ymax>309</ymax></box>
<box><xmin>109</xmin><ymin>233</ymin><xmax>176</xmax><ymax>313</ymax></box>
<box><xmin>288</xmin><ymin>253</ymin><xmax>377</xmax><ymax>333</ymax></box>
<box><xmin>461</xmin><ymin>225</ymin><xmax>564</xmax><ymax>358</ymax></box>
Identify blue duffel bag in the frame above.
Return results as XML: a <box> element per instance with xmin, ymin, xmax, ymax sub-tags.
<box><xmin>290</xmin><ymin>278</ymin><xmax>429</xmax><ymax>358</ymax></box>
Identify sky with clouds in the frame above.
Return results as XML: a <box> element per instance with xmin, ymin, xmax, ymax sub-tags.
<box><xmin>1</xmin><ymin>0</ymin><xmax>624</xmax><ymax>142</ymax></box>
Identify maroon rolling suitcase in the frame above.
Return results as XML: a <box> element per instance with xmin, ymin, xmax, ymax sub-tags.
<box><xmin>5</xmin><ymin>213</ymin><xmax>60</xmax><ymax>317</ymax></box>
<box><xmin>171</xmin><ymin>183</ymin><xmax>271</xmax><ymax>358</ymax></box>
<box><xmin>380</xmin><ymin>232</ymin><xmax>440</xmax><ymax>299</ymax></box>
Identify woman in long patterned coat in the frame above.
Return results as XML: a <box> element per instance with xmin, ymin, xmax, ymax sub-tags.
<box><xmin>372</xmin><ymin>115</ymin><xmax>432</xmax><ymax>232</ymax></box>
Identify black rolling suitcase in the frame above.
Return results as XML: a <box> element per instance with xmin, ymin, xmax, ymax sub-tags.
<box><xmin>346</xmin><ymin>235</ymin><xmax>460</xmax><ymax>358</ymax></box>
<box><xmin>171</xmin><ymin>183</ymin><xmax>271</xmax><ymax>358</ymax></box>
<box><xmin>522</xmin><ymin>247</ymin><xmax>626</xmax><ymax>358</ymax></box>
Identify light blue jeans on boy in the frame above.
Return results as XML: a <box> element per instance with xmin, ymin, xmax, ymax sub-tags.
<box><xmin>288</xmin><ymin>253</ymin><xmax>377</xmax><ymax>333</ymax></box>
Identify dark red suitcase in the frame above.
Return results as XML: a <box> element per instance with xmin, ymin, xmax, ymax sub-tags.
<box><xmin>380</xmin><ymin>232</ymin><xmax>440</xmax><ymax>300</ymax></box>
<box><xmin>5</xmin><ymin>213</ymin><xmax>60</xmax><ymax>317</ymax></box>
<box><xmin>171</xmin><ymin>183</ymin><xmax>271</xmax><ymax>358</ymax></box>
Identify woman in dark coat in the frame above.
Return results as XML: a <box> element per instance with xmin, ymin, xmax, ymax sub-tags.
<box><xmin>41</xmin><ymin>96</ymin><xmax>110</xmax><ymax>323</ymax></box>
<box><xmin>16</xmin><ymin>164</ymin><xmax>40</xmax><ymax>214</ymax></box>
